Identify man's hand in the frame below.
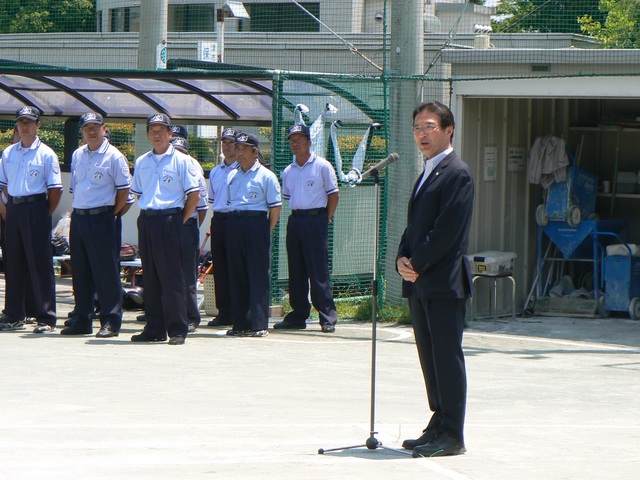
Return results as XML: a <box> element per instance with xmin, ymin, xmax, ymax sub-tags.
<box><xmin>397</xmin><ymin>256</ymin><xmax>418</xmax><ymax>283</ymax></box>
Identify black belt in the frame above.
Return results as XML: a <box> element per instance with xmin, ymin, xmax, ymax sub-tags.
<box><xmin>141</xmin><ymin>207</ymin><xmax>181</xmax><ymax>217</ymax></box>
<box><xmin>11</xmin><ymin>193</ymin><xmax>46</xmax><ymax>205</ymax></box>
<box><xmin>74</xmin><ymin>206</ymin><xmax>113</xmax><ymax>216</ymax></box>
<box><xmin>213</xmin><ymin>212</ymin><xmax>229</xmax><ymax>219</ymax></box>
<box><xmin>229</xmin><ymin>210</ymin><xmax>266</xmax><ymax>217</ymax></box>
<box><xmin>291</xmin><ymin>208</ymin><xmax>326</xmax><ymax>216</ymax></box>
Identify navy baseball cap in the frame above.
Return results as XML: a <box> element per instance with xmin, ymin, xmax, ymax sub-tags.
<box><xmin>287</xmin><ymin>123</ymin><xmax>310</xmax><ymax>139</ymax></box>
<box><xmin>16</xmin><ymin>106</ymin><xmax>41</xmax><ymax>122</ymax></box>
<box><xmin>170</xmin><ymin>124</ymin><xmax>188</xmax><ymax>139</ymax></box>
<box><xmin>170</xmin><ymin>136</ymin><xmax>190</xmax><ymax>154</ymax></box>
<box><xmin>235</xmin><ymin>132</ymin><xmax>259</xmax><ymax>149</ymax></box>
<box><xmin>80</xmin><ymin>112</ymin><xmax>104</xmax><ymax>128</ymax></box>
<box><xmin>221</xmin><ymin>128</ymin><xmax>239</xmax><ymax>141</ymax></box>
<box><xmin>147</xmin><ymin>113</ymin><xmax>171</xmax><ymax>128</ymax></box>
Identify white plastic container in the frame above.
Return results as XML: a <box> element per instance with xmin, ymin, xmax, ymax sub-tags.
<box><xmin>468</xmin><ymin>251</ymin><xmax>516</xmax><ymax>276</ymax></box>
<box><xmin>606</xmin><ymin>243</ymin><xmax>639</xmax><ymax>257</ymax></box>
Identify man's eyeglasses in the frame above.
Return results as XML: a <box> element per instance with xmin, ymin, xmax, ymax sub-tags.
<box><xmin>412</xmin><ymin>124</ymin><xmax>439</xmax><ymax>134</ymax></box>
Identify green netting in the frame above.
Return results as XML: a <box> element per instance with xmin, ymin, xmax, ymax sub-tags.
<box><xmin>3</xmin><ymin>0</ymin><xmax>640</xmax><ymax>310</ymax></box>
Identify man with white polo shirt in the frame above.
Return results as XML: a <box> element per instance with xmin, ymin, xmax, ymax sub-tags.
<box><xmin>275</xmin><ymin>124</ymin><xmax>339</xmax><ymax>333</ymax></box>
<box><xmin>61</xmin><ymin>112</ymin><xmax>131</xmax><ymax>338</ymax></box>
<box><xmin>0</xmin><ymin>106</ymin><xmax>63</xmax><ymax>334</ymax></box>
<box><xmin>225</xmin><ymin>133</ymin><xmax>281</xmax><ymax>337</ymax></box>
<box><xmin>130</xmin><ymin>113</ymin><xmax>200</xmax><ymax>345</ymax></box>
<box><xmin>206</xmin><ymin>127</ymin><xmax>239</xmax><ymax>328</ymax></box>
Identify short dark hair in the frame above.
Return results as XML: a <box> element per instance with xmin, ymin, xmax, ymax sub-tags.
<box><xmin>413</xmin><ymin>101</ymin><xmax>455</xmax><ymax>140</ymax></box>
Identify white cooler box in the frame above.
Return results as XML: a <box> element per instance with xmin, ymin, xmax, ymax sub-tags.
<box><xmin>203</xmin><ymin>275</ymin><xmax>219</xmax><ymax>316</ymax></box>
<box><xmin>468</xmin><ymin>251</ymin><xmax>516</xmax><ymax>276</ymax></box>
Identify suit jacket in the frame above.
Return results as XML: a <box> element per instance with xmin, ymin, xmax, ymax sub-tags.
<box><xmin>397</xmin><ymin>151</ymin><xmax>474</xmax><ymax>299</ymax></box>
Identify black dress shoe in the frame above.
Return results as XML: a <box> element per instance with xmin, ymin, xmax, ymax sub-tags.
<box><xmin>136</xmin><ymin>314</ymin><xmax>146</xmax><ymax>322</ymax></box>
<box><xmin>321</xmin><ymin>324</ymin><xmax>335</xmax><ymax>333</ymax></box>
<box><xmin>207</xmin><ymin>317</ymin><xmax>233</xmax><ymax>327</ymax></box>
<box><xmin>131</xmin><ymin>332</ymin><xmax>166</xmax><ymax>343</ymax></box>
<box><xmin>412</xmin><ymin>432</ymin><xmax>466</xmax><ymax>458</ymax></box>
<box><xmin>273</xmin><ymin>320</ymin><xmax>306</xmax><ymax>330</ymax></box>
<box><xmin>168</xmin><ymin>335</ymin><xmax>185</xmax><ymax>345</ymax></box>
<box><xmin>64</xmin><ymin>317</ymin><xmax>76</xmax><ymax>327</ymax></box>
<box><xmin>402</xmin><ymin>427</ymin><xmax>439</xmax><ymax>450</ymax></box>
<box><xmin>60</xmin><ymin>324</ymin><xmax>93</xmax><ymax>335</ymax></box>
<box><xmin>96</xmin><ymin>327</ymin><xmax>119</xmax><ymax>338</ymax></box>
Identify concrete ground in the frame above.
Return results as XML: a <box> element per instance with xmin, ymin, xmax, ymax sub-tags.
<box><xmin>1</xmin><ymin>276</ymin><xmax>639</xmax><ymax>480</ymax></box>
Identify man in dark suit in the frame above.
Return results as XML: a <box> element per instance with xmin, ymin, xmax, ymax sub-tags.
<box><xmin>397</xmin><ymin>101</ymin><xmax>474</xmax><ymax>457</ymax></box>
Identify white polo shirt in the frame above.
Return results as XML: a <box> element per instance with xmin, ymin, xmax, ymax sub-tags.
<box><xmin>0</xmin><ymin>137</ymin><xmax>62</xmax><ymax>197</ymax></box>
<box><xmin>281</xmin><ymin>152</ymin><xmax>339</xmax><ymax>210</ymax></box>
<box><xmin>70</xmin><ymin>139</ymin><xmax>131</xmax><ymax>209</ymax></box>
<box><xmin>131</xmin><ymin>145</ymin><xmax>200</xmax><ymax>210</ymax></box>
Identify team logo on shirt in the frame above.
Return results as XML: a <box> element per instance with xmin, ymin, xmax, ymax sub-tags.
<box><xmin>29</xmin><ymin>169</ymin><xmax>39</xmax><ymax>177</ymax></box>
<box><xmin>162</xmin><ymin>174</ymin><xmax>173</xmax><ymax>184</ymax></box>
<box><xmin>249</xmin><ymin>192</ymin><xmax>258</xmax><ymax>199</ymax></box>
<box><xmin>122</xmin><ymin>166</ymin><xmax>131</xmax><ymax>178</ymax></box>
<box><xmin>307</xmin><ymin>180</ymin><xmax>315</xmax><ymax>187</ymax></box>
<box><xmin>52</xmin><ymin>161</ymin><xmax>60</xmax><ymax>174</ymax></box>
<box><xmin>94</xmin><ymin>172</ymin><xmax>103</xmax><ymax>179</ymax></box>
<box><xmin>188</xmin><ymin>164</ymin><xmax>197</xmax><ymax>177</ymax></box>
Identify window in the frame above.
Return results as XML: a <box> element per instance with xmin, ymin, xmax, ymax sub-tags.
<box><xmin>110</xmin><ymin>7</ymin><xmax>140</xmax><ymax>33</ymax></box>
<box><xmin>241</xmin><ymin>3</ymin><xmax>320</xmax><ymax>32</ymax></box>
<box><xmin>169</xmin><ymin>5</ymin><xmax>216</xmax><ymax>32</ymax></box>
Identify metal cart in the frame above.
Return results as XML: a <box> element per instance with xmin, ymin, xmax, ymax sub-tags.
<box><xmin>536</xmin><ymin>220</ymin><xmax>628</xmax><ymax>310</ymax></box>
<box><xmin>593</xmin><ymin>232</ymin><xmax>640</xmax><ymax>320</ymax></box>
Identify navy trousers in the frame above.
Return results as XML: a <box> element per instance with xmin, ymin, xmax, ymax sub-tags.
<box><xmin>226</xmin><ymin>215</ymin><xmax>270</xmax><ymax>331</ymax></box>
<box><xmin>285</xmin><ymin>213</ymin><xmax>337</xmax><ymax>326</ymax></box>
<box><xmin>70</xmin><ymin>210</ymin><xmax>122</xmax><ymax>330</ymax></box>
<box><xmin>408</xmin><ymin>294</ymin><xmax>467</xmax><ymax>441</ymax></box>
<box><xmin>4</xmin><ymin>199</ymin><xmax>56</xmax><ymax>326</ymax></box>
<box><xmin>182</xmin><ymin>217</ymin><xmax>201</xmax><ymax>326</ymax></box>
<box><xmin>137</xmin><ymin>213</ymin><xmax>188</xmax><ymax>338</ymax></box>
<box><xmin>210</xmin><ymin>215</ymin><xmax>232</xmax><ymax>323</ymax></box>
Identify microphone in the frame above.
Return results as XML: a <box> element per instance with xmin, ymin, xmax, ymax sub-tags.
<box><xmin>359</xmin><ymin>153</ymin><xmax>399</xmax><ymax>181</ymax></box>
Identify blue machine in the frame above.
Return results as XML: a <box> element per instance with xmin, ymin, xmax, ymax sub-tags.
<box><xmin>536</xmin><ymin>165</ymin><xmax>598</xmax><ymax>227</ymax></box>
<box><xmin>593</xmin><ymin>232</ymin><xmax>640</xmax><ymax>319</ymax></box>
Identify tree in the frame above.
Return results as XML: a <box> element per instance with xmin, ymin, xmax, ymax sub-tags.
<box><xmin>578</xmin><ymin>0</ymin><xmax>640</xmax><ymax>48</ymax></box>
<box><xmin>493</xmin><ymin>0</ymin><xmax>604</xmax><ymax>34</ymax></box>
<box><xmin>0</xmin><ymin>0</ymin><xmax>96</xmax><ymax>34</ymax></box>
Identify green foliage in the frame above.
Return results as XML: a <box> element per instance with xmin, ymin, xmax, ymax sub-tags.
<box><xmin>493</xmin><ymin>0</ymin><xmax>604</xmax><ymax>34</ymax></box>
<box><xmin>336</xmin><ymin>296</ymin><xmax>411</xmax><ymax>324</ymax></box>
<box><xmin>188</xmin><ymin>135</ymin><xmax>217</xmax><ymax>166</ymax></box>
<box><xmin>0</xmin><ymin>0</ymin><xmax>96</xmax><ymax>34</ymax></box>
<box><xmin>578</xmin><ymin>0</ymin><xmax>640</xmax><ymax>48</ymax></box>
<box><xmin>37</xmin><ymin>125</ymin><xmax>65</xmax><ymax>159</ymax></box>
<box><xmin>104</xmin><ymin>122</ymin><xmax>135</xmax><ymax>163</ymax></box>
<box><xmin>0</xmin><ymin>127</ymin><xmax>18</xmax><ymax>153</ymax></box>
<box><xmin>337</xmin><ymin>135</ymin><xmax>387</xmax><ymax>169</ymax></box>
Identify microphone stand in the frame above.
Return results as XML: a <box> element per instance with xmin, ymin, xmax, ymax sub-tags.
<box><xmin>318</xmin><ymin>168</ymin><xmax>411</xmax><ymax>456</ymax></box>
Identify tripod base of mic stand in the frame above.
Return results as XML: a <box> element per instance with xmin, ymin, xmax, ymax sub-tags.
<box><xmin>318</xmin><ymin>436</ymin><xmax>412</xmax><ymax>455</ymax></box>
